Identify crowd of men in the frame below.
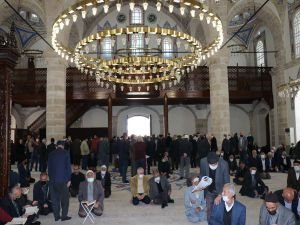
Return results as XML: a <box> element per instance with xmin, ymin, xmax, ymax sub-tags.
<box><xmin>1</xmin><ymin>132</ymin><xmax>300</xmax><ymax>225</ymax></box>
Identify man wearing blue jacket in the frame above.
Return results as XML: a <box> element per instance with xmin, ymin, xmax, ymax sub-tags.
<box><xmin>210</xmin><ymin>183</ymin><xmax>246</xmax><ymax>225</ymax></box>
<box><xmin>48</xmin><ymin>140</ymin><xmax>72</xmax><ymax>222</ymax></box>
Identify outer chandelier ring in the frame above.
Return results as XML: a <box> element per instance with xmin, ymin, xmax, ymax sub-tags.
<box><xmin>51</xmin><ymin>0</ymin><xmax>224</xmax><ymax>89</ymax></box>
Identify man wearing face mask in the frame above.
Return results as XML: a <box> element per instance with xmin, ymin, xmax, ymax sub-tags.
<box><xmin>259</xmin><ymin>193</ymin><xmax>296</xmax><ymax>225</ymax></box>
<box><xmin>278</xmin><ymin>151</ymin><xmax>292</xmax><ymax>172</ymax></box>
<box><xmin>149</xmin><ymin>168</ymin><xmax>173</xmax><ymax>208</ymax></box>
<box><xmin>228</xmin><ymin>155</ymin><xmax>238</xmax><ymax>176</ymax></box>
<box><xmin>96</xmin><ymin>165</ymin><xmax>111</xmax><ymax>198</ymax></box>
<box><xmin>130</xmin><ymin>167</ymin><xmax>151</xmax><ymax>205</ymax></box>
<box><xmin>258</xmin><ymin>152</ymin><xmax>271</xmax><ymax>179</ymax></box>
<box><xmin>210</xmin><ymin>183</ymin><xmax>246</xmax><ymax>225</ymax></box>
<box><xmin>239</xmin><ymin>166</ymin><xmax>268</xmax><ymax>198</ymax></box>
<box><xmin>69</xmin><ymin>165</ymin><xmax>85</xmax><ymax>197</ymax></box>
<box><xmin>184</xmin><ymin>176</ymin><xmax>207</xmax><ymax>223</ymax></box>
<box><xmin>78</xmin><ymin>170</ymin><xmax>104</xmax><ymax>217</ymax></box>
<box><xmin>287</xmin><ymin>160</ymin><xmax>300</xmax><ymax>192</ymax></box>
<box><xmin>33</xmin><ymin>172</ymin><xmax>52</xmax><ymax>215</ymax></box>
<box><xmin>200</xmin><ymin>151</ymin><xmax>230</xmax><ymax>221</ymax></box>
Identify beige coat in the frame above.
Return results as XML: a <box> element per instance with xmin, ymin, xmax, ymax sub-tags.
<box><xmin>130</xmin><ymin>175</ymin><xmax>149</xmax><ymax>197</ymax></box>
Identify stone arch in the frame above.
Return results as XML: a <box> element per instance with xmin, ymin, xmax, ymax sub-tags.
<box><xmin>168</xmin><ymin>105</ymin><xmax>197</xmax><ymax>135</ymax></box>
<box><xmin>11</xmin><ymin>107</ymin><xmax>23</xmax><ymax>129</ymax></box>
<box><xmin>78</xmin><ymin>106</ymin><xmax>108</xmax><ymax>128</ymax></box>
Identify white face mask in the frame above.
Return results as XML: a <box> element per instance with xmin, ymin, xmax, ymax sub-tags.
<box><xmin>23</xmin><ymin>189</ymin><xmax>29</xmax><ymax>195</ymax></box>
<box><xmin>209</xmin><ymin>164</ymin><xmax>218</xmax><ymax>170</ymax></box>
<box><xmin>294</xmin><ymin>166</ymin><xmax>300</xmax><ymax>172</ymax></box>
<box><xmin>139</xmin><ymin>174</ymin><xmax>144</xmax><ymax>178</ymax></box>
<box><xmin>101</xmin><ymin>171</ymin><xmax>106</xmax><ymax>175</ymax></box>
<box><xmin>154</xmin><ymin>177</ymin><xmax>160</xmax><ymax>183</ymax></box>
<box><xmin>229</xmin><ymin>158</ymin><xmax>234</xmax><ymax>162</ymax></box>
<box><xmin>251</xmin><ymin>170</ymin><xmax>256</xmax><ymax>175</ymax></box>
<box><xmin>222</xmin><ymin>195</ymin><xmax>229</xmax><ymax>202</ymax></box>
<box><xmin>261</xmin><ymin>155</ymin><xmax>265</xmax><ymax>159</ymax></box>
<box><xmin>87</xmin><ymin>177</ymin><xmax>94</xmax><ymax>183</ymax></box>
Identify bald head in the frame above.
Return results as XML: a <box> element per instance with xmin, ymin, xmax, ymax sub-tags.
<box><xmin>282</xmin><ymin>188</ymin><xmax>295</xmax><ymax>203</ymax></box>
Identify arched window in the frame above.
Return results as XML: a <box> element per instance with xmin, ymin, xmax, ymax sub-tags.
<box><xmin>131</xmin><ymin>33</ymin><xmax>144</xmax><ymax>56</ymax></box>
<box><xmin>101</xmin><ymin>38</ymin><xmax>112</xmax><ymax>59</ymax></box>
<box><xmin>162</xmin><ymin>37</ymin><xmax>173</xmax><ymax>58</ymax></box>
<box><xmin>131</xmin><ymin>7</ymin><xmax>143</xmax><ymax>25</ymax></box>
<box><xmin>256</xmin><ymin>40</ymin><xmax>265</xmax><ymax>66</ymax></box>
<box><xmin>294</xmin><ymin>10</ymin><xmax>300</xmax><ymax>58</ymax></box>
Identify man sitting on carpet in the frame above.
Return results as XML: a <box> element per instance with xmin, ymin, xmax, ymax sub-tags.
<box><xmin>78</xmin><ymin>170</ymin><xmax>104</xmax><ymax>217</ymax></box>
<box><xmin>130</xmin><ymin>167</ymin><xmax>151</xmax><ymax>205</ymax></box>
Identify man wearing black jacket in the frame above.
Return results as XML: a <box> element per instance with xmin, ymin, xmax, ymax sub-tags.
<box><xmin>275</xmin><ymin>187</ymin><xmax>299</xmax><ymax>221</ymax></box>
<box><xmin>179</xmin><ymin>135</ymin><xmax>192</xmax><ymax>179</ymax></box>
<box><xmin>96</xmin><ymin>165</ymin><xmax>112</xmax><ymax>198</ymax></box>
<box><xmin>33</xmin><ymin>172</ymin><xmax>52</xmax><ymax>215</ymax></box>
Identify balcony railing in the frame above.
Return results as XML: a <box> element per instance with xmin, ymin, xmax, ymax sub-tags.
<box><xmin>12</xmin><ymin>66</ymin><xmax>273</xmax><ymax>106</ymax></box>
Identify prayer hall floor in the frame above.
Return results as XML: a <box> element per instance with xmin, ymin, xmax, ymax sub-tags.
<box><xmin>25</xmin><ymin>168</ymin><xmax>286</xmax><ymax>225</ymax></box>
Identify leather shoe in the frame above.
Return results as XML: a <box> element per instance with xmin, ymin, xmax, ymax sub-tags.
<box><xmin>61</xmin><ymin>216</ymin><xmax>72</xmax><ymax>221</ymax></box>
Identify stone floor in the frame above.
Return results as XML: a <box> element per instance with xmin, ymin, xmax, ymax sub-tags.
<box><xmin>25</xmin><ymin>169</ymin><xmax>286</xmax><ymax>225</ymax></box>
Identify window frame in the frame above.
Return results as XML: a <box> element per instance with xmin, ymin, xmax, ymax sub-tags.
<box><xmin>130</xmin><ymin>6</ymin><xmax>144</xmax><ymax>25</ymax></box>
<box><xmin>294</xmin><ymin>9</ymin><xmax>300</xmax><ymax>58</ymax></box>
<box><xmin>162</xmin><ymin>37</ymin><xmax>173</xmax><ymax>59</ymax></box>
<box><xmin>253</xmin><ymin>31</ymin><xmax>267</xmax><ymax>67</ymax></box>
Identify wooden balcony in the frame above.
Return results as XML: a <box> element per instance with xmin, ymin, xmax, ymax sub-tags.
<box><xmin>12</xmin><ymin>66</ymin><xmax>273</xmax><ymax>107</ymax></box>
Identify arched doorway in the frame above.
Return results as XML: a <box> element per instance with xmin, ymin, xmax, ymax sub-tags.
<box><xmin>127</xmin><ymin>115</ymin><xmax>151</xmax><ymax>136</ymax></box>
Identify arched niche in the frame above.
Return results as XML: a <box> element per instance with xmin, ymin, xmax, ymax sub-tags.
<box><xmin>169</xmin><ymin>106</ymin><xmax>196</xmax><ymax>135</ymax></box>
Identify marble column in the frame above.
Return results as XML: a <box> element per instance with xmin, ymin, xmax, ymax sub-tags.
<box><xmin>0</xmin><ymin>48</ymin><xmax>19</xmax><ymax>197</ymax></box>
<box><xmin>108</xmin><ymin>95</ymin><xmax>112</xmax><ymax>140</ymax></box>
<box><xmin>45</xmin><ymin>51</ymin><xmax>67</xmax><ymax>141</ymax></box>
<box><xmin>163</xmin><ymin>94</ymin><xmax>169</xmax><ymax>137</ymax></box>
<box><xmin>208</xmin><ymin>49</ymin><xmax>230</xmax><ymax>149</ymax></box>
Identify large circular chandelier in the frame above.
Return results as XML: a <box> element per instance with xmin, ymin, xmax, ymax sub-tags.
<box><xmin>51</xmin><ymin>0</ymin><xmax>224</xmax><ymax>93</ymax></box>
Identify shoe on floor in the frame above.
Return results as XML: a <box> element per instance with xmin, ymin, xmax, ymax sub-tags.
<box><xmin>61</xmin><ymin>216</ymin><xmax>72</xmax><ymax>221</ymax></box>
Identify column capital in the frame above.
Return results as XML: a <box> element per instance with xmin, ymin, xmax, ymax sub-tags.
<box><xmin>207</xmin><ymin>48</ymin><xmax>230</xmax><ymax>67</ymax></box>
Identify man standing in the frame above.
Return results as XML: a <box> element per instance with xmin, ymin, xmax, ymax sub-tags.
<box><xmin>210</xmin><ymin>183</ymin><xmax>246</xmax><ymax>225</ymax></box>
<box><xmin>179</xmin><ymin>135</ymin><xmax>192</xmax><ymax>179</ymax></box>
<box><xmin>259</xmin><ymin>193</ymin><xmax>296</xmax><ymax>225</ymax></box>
<box><xmin>118</xmin><ymin>134</ymin><xmax>130</xmax><ymax>183</ymax></box>
<box><xmin>200</xmin><ymin>151</ymin><xmax>230</xmax><ymax>221</ymax></box>
<box><xmin>48</xmin><ymin>140</ymin><xmax>72</xmax><ymax>221</ymax></box>
<box><xmin>238</xmin><ymin>132</ymin><xmax>248</xmax><ymax>162</ymax></box>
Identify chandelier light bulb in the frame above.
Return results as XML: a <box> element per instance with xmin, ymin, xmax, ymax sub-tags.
<box><xmin>190</xmin><ymin>10</ymin><xmax>195</xmax><ymax>17</ymax></box>
<box><xmin>169</xmin><ymin>4</ymin><xmax>174</xmax><ymax>13</ymax></box>
<box><xmin>81</xmin><ymin>10</ymin><xmax>86</xmax><ymax>19</ymax></box>
<box><xmin>212</xmin><ymin>20</ymin><xmax>216</xmax><ymax>27</ymax></box>
<box><xmin>92</xmin><ymin>7</ymin><xmax>97</xmax><ymax>16</ymax></box>
<box><xmin>180</xmin><ymin>6</ymin><xmax>185</xmax><ymax>15</ymax></box>
<box><xmin>72</xmin><ymin>14</ymin><xmax>78</xmax><ymax>22</ymax></box>
<box><xmin>116</xmin><ymin>3</ymin><xmax>121</xmax><ymax>12</ymax></box>
<box><xmin>199</xmin><ymin>13</ymin><xmax>204</xmax><ymax>21</ymax></box>
<box><xmin>143</xmin><ymin>2</ymin><xmax>148</xmax><ymax>10</ymax></box>
<box><xmin>103</xmin><ymin>4</ymin><xmax>109</xmax><ymax>13</ymax></box>
<box><xmin>65</xmin><ymin>18</ymin><xmax>70</xmax><ymax>26</ymax></box>
<box><xmin>206</xmin><ymin>16</ymin><xmax>211</xmax><ymax>24</ymax></box>
<box><xmin>156</xmin><ymin>2</ymin><xmax>162</xmax><ymax>12</ymax></box>
<box><xmin>146</xmin><ymin>86</ymin><xmax>150</xmax><ymax>91</ymax></box>
<box><xmin>129</xmin><ymin>1</ymin><xmax>135</xmax><ymax>11</ymax></box>
<box><xmin>59</xmin><ymin>22</ymin><xmax>64</xmax><ymax>30</ymax></box>
<box><xmin>121</xmin><ymin>85</ymin><xmax>124</xmax><ymax>91</ymax></box>
<box><xmin>129</xmin><ymin>86</ymin><xmax>133</xmax><ymax>92</ymax></box>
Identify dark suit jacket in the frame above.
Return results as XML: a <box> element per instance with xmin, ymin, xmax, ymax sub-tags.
<box><xmin>149</xmin><ymin>176</ymin><xmax>171</xmax><ymax>200</ymax></box>
<box><xmin>287</xmin><ymin>168</ymin><xmax>300</xmax><ymax>191</ymax></box>
<box><xmin>239</xmin><ymin>171</ymin><xmax>266</xmax><ymax>196</ymax></box>
<box><xmin>200</xmin><ymin>157</ymin><xmax>230</xmax><ymax>194</ymax></box>
<box><xmin>257</xmin><ymin>158</ymin><xmax>270</xmax><ymax>172</ymax></box>
<box><xmin>209</xmin><ymin>200</ymin><xmax>246</xmax><ymax>225</ymax></box>
<box><xmin>0</xmin><ymin>196</ymin><xmax>24</xmax><ymax>218</ymax></box>
<box><xmin>78</xmin><ymin>180</ymin><xmax>104</xmax><ymax>206</ymax></box>
<box><xmin>33</xmin><ymin>181</ymin><xmax>51</xmax><ymax>205</ymax></box>
<box><xmin>48</xmin><ymin>148</ymin><xmax>72</xmax><ymax>183</ymax></box>
<box><xmin>275</xmin><ymin>189</ymin><xmax>299</xmax><ymax>220</ymax></box>
<box><xmin>96</xmin><ymin>172</ymin><xmax>111</xmax><ymax>197</ymax></box>
<box><xmin>265</xmin><ymin>157</ymin><xmax>276</xmax><ymax>170</ymax></box>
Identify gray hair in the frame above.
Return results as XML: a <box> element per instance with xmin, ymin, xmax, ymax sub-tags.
<box><xmin>224</xmin><ymin>183</ymin><xmax>235</xmax><ymax>195</ymax></box>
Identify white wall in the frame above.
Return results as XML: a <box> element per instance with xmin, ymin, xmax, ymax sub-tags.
<box><xmin>76</xmin><ymin>107</ymin><xmax>108</xmax><ymax>128</ymax></box>
<box><xmin>207</xmin><ymin>105</ymin><xmax>251</xmax><ymax>135</ymax></box>
<box><xmin>169</xmin><ymin>106</ymin><xmax>196</xmax><ymax>135</ymax></box>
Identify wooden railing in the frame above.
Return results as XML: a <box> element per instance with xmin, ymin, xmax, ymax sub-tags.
<box><xmin>12</xmin><ymin>66</ymin><xmax>273</xmax><ymax>106</ymax></box>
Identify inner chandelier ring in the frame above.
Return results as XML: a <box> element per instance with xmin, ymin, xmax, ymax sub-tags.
<box><xmin>51</xmin><ymin>0</ymin><xmax>224</xmax><ymax>88</ymax></box>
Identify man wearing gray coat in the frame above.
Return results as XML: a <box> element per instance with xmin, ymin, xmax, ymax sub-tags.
<box><xmin>78</xmin><ymin>170</ymin><xmax>104</xmax><ymax>217</ymax></box>
<box><xmin>200</xmin><ymin>152</ymin><xmax>230</xmax><ymax>221</ymax></box>
<box><xmin>259</xmin><ymin>192</ymin><xmax>296</xmax><ymax>225</ymax></box>
<box><xmin>149</xmin><ymin>168</ymin><xmax>173</xmax><ymax>208</ymax></box>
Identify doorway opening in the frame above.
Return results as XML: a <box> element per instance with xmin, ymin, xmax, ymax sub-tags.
<box><xmin>127</xmin><ymin>115</ymin><xmax>151</xmax><ymax>136</ymax></box>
